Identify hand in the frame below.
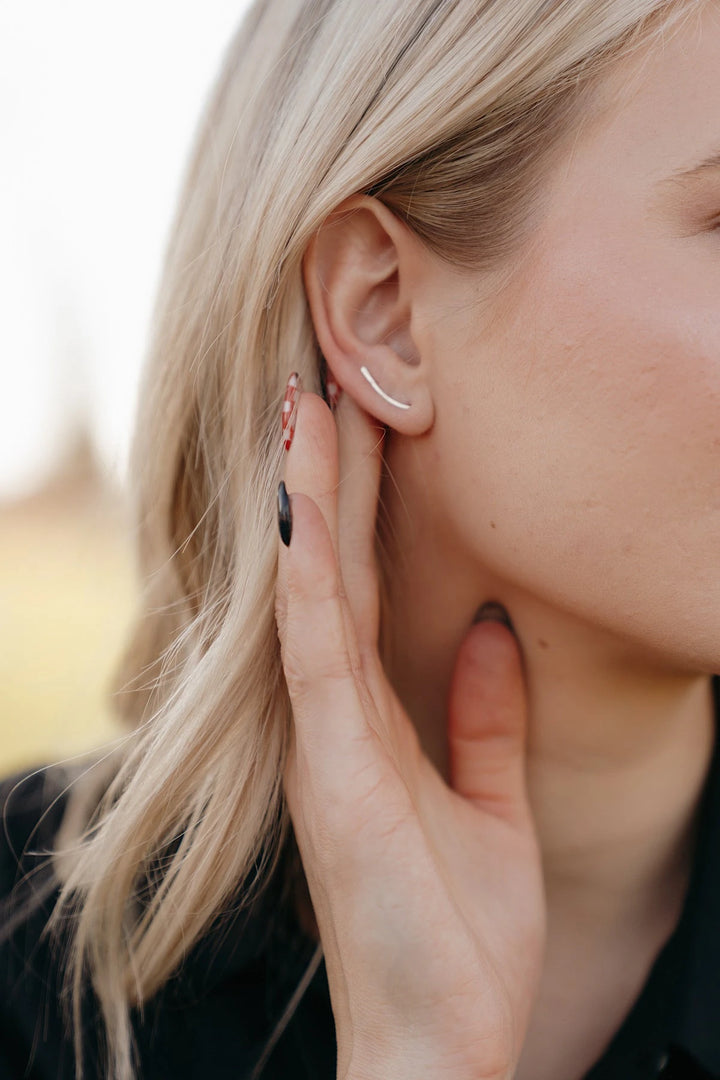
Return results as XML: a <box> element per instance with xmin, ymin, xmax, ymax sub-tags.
<box><xmin>274</xmin><ymin>385</ymin><xmax>546</xmax><ymax>1080</ymax></box>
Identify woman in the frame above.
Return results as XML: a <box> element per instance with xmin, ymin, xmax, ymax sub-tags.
<box><xmin>1</xmin><ymin>0</ymin><xmax>719</xmax><ymax>1076</ymax></box>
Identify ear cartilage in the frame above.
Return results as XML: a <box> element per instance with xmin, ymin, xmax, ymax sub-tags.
<box><xmin>360</xmin><ymin>365</ymin><xmax>411</xmax><ymax>409</ymax></box>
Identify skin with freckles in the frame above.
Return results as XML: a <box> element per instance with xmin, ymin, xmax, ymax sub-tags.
<box><xmin>302</xmin><ymin>3</ymin><xmax>720</xmax><ymax>1077</ymax></box>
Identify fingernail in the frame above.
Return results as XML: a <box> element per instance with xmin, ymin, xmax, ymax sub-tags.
<box><xmin>325</xmin><ymin>373</ymin><xmax>342</xmax><ymax>413</ymax></box>
<box><xmin>473</xmin><ymin>601</ymin><xmax>514</xmax><ymax>632</ymax></box>
<box><xmin>278</xmin><ymin>481</ymin><xmax>292</xmax><ymax>546</ymax></box>
<box><xmin>281</xmin><ymin>372</ymin><xmax>302</xmax><ymax>452</ymax></box>
<box><xmin>320</xmin><ymin>357</ymin><xmax>342</xmax><ymax>412</ymax></box>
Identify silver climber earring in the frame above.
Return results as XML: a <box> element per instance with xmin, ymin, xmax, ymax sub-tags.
<box><xmin>360</xmin><ymin>365</ymin><xmax>411</xmax><ymax>410</ymax></box>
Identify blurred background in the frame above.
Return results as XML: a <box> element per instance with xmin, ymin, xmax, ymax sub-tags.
<box><xmin>0</xmin><ymin>1</ymin><xmax>251</xmax><ymax>776</ymax></box>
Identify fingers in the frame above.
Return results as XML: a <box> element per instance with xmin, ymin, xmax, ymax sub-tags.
<box><xmin>279</xmin><ymin>388</ymin><xmax>368</xmax><ymax>695</ymax></box>
<box><xmin>278</xmin><ymin>490</ymin><xmax>362</xmax><ymax>716</ymax></box>
<box><xmin>334</xmin><ymin>391</ymin><xmax>386</xmax><ymax>662</ymax></box>
<box><xmin>275</xmin><ymin>393</ymin><xmax>381</xmax><ymax>824</ymax></box>
<box><xmin>447</xmin><ymin>620</ymin><xmax>530</xmax><ymax>828</ymax></box>
<box><xmin>282</xmin><ymin>383</ymin><xmax>386</xmax><ymax>673</ymax></box>
<box><xmin>284</xmin><ymin>390</ymin><xmax>340</xmax><ymax>558</ymax></box>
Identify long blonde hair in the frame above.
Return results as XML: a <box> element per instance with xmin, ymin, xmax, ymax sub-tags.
<box><xmin>33</xmin><ymin>0</ymin><xmax>702</xmax><ymax>1075</ymax></box>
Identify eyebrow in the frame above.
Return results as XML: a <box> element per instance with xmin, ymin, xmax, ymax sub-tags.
<box><xmin>658</xmin><ymin>148</ymin><xmax>720</xmax><ymax>187</ymax></box>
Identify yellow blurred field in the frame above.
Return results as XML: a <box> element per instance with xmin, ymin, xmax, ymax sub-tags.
<box><xmin>0</xmin><ymin>448</ymin><xmax>137</xmax><ymax>778</ymax></box>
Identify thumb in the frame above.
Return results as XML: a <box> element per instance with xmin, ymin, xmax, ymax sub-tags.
<box><xmin>447</xmin><ymin>612</ymin><xmax>530</xmax><ymax>827</ymax></box>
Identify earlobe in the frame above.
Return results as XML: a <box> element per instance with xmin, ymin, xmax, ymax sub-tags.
<box><xmin>302</xmin><ymin>195</ymin><xmax>434</xmax><ymax>436</ymax></box>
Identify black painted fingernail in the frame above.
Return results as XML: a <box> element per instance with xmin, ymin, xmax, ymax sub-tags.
<box><xmin>278</xmin><ymin>481</ymin><xmax>292</xmax><ymax>547</ymax></box>
<box><xmin>473</xmin><ymin>601</ymin><xmax>514</xmax><ymax>632</ymax></box>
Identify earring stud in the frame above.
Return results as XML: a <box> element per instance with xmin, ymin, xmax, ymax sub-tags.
<box><xmin>360</xmin><ymin>365</ymin><xmax>410</xmax><ymax>410</ymax></box>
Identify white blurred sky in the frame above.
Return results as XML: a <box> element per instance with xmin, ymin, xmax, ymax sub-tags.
<box><xmin>0</xmin><ymin>1</ymin><xmax>252</xmax><ymax>500</ymax></box>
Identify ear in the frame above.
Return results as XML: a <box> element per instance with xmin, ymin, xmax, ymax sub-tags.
<box><xmin>302</xmin><ymin>195</ymin><xmax>434</xmax><ymax>434</ymax></box>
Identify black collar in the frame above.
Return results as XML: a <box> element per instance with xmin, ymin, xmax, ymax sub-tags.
<box><xmin>659</xmin><ymin>673</ymin><xmax>720</xmax><ymax>1077</ymax></box>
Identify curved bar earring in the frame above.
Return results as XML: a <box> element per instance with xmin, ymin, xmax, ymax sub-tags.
<box><xmin>360</xmin><ymin>365</ymin><xmax>411</xmax><ymax>410</ymax></box>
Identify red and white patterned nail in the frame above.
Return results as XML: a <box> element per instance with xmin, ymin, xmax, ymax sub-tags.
<box><xmin>325</xmin><ymin>373</ymin><xmax>342</xmax><ymax>412</ymax></box>
<box><xmin>281</xmin><ymin>371</ymin><xmax>302</xmax><ymax>451</ymax></box>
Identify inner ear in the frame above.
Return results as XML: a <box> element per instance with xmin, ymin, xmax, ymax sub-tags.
<box><xmin>357</xmin><ymin>267</ymin><xmax>406</xmax><ymax>351</ymax></box>
<box><xmin>303</xmin><ymin>198</ymin><xmax>417</xmax><ymax>366</ymax></box>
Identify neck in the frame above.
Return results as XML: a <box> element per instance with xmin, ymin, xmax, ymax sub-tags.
<box><xmin>379</xmin><ymin>475</ymin><xmax>716</xmax><ymax>933</ymax></box>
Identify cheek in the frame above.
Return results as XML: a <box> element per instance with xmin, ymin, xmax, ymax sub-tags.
<box><xmin>514</xmin><ymin>246</ymin><xmax>720</xmax><ymax>519</ymax></box>
<box><xmin>428</xmin><ymin>241</ymin><xmax>720</xmax><ymax>656</ymax></box>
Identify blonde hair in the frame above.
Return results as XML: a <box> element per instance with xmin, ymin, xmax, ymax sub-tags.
<box><xmin>30</xmin><ymin>0</ymin><xmax>703</xmax><ymax>1075</ymax></box>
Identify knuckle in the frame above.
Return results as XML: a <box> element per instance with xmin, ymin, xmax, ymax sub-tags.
<box><xmin>285</xmin><ymin>563</ymin><xmax>337</xmax><ymax>608</ymax></box>
<box><xmin>282</xmin><ymin>643</ymin><xmax>349</xmax><ymax>695</ymax></box>
<box><xmin>281</xmin><ymin>640</ymin><xmax>355</xmax><ymax>702</ymax></box>
<box><xmin>281</xmin><ymin>584</ymin><xmax>357</xmax><ymax>700</ymax></box>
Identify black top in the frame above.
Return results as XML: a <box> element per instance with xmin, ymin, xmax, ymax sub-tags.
<box><xmin>2</xmin><ymin>680</ymin><xmax>720</xmax><ymax>1080</ymax></box>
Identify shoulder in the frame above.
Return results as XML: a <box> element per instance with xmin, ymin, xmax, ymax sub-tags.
<box><xmin>0</xmin><ymin>763</ymin><xmax>72</xmax><ymax>905</ymax></box>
